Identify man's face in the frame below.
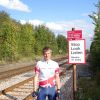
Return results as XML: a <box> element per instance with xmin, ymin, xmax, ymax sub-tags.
<box><xmin>43</xmin><ymin>50</ymin><xmax>51</xmax><ymax>61</ymax></box>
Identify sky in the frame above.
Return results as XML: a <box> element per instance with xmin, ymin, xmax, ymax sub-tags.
<box><xmin>0</xmin><ymin>0</ymin><xmax>99</xmax><ymax>49</ymax></box>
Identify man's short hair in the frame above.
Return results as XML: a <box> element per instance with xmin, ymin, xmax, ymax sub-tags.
<box><xmin>42</xmin><ymin>46</ymin><xmax>52</xmax><ymax>54</ymax></box>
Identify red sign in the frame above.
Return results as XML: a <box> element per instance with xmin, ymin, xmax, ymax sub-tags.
<box><xmin>67</xmin><ymin>30</ymin><xmax>82</xmax><ymax>40</ymax></box>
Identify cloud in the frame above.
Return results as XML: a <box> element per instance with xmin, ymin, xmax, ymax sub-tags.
<box><xmin>20</xmin><ymin>19</ymin><xmax>44</xmax><ymax>26</ymax></box>
<box><xmin>81</xmin><ymin>13</ymin><xmax>90</xmax><ymax>17</ymax></box>
<box><xmin>46</xmin><ymin>22</ymin><xmax>63</xmax><ymax>31</ymax></box>
<box><xmin>0</xmin><ymin>0</ymin><xmax>30</xmax><ymax>12</ymax></box>
<box><xmin>57</xmin><ymin>20</ymin><xmax>94</xmax><ymax>38</ymax></box>
<box><xmin>28</xmin><ymin>20</ymin><xmax>44</xmax><ymax>26</ymax></box>
<box><xmin>20</xmin><ymin>20</ymin><xmax>26</xmax><ymax>24</ymax></box>
<box><xmin>20</xmin><ymin>19</ymin><xmax>94</xmax><ymax>37</ymax></box>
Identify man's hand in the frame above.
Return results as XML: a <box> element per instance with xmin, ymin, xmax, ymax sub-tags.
<box><xmin>32</xmin><ymin>91</ymin><xmax>38</xmax><ymax>100</ymax></box>
<box><xmin>56</xmin><ymin>89</ymin><xmax>61</xmax><ymax>100</ymax></box>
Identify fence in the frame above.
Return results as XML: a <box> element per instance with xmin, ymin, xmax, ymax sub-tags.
<box><xmin>60</xmin><ymin>70</ymin><xmax>73</xmax><ymax>100</ymax></box>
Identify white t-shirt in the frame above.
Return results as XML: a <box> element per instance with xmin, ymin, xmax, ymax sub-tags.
<box><xmin>35</xmin><ymin>59</ymin><xmax>59</xmax><ymax>87</ymax></box>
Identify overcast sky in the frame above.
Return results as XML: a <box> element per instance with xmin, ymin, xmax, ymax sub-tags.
<box><xmin>0</xmin><ymin>0</ymin><xmax>99</xmax><ymax>49</ymax></box>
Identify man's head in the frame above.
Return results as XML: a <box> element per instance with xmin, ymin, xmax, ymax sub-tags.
<box><xmin>42</xmin><ymin>46</ymin><xmax>52</xmax><ymax>61</ymax></box>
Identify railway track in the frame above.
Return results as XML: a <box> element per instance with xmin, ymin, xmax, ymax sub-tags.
<box><xmin>0</xmin><ymin>77</ymin><xmax>33</xmax><ymax>100</ymax></box>
<box><xmin>0</xmin><ymin>57</ymin><xmax>68</xmax><ymax>100</ymax></box>
<box><xmin>0</xmin><ymin>56</ymin><xmax>67</xmax><ymax>80</ymax></box>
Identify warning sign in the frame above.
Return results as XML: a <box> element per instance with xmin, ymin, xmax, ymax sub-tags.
<box><xmin>68</xmin><ymin>39</ymin><xmax>86</xmax><ymax>64</ymax></box>
<box><xmin>67</xmin><ymin>30</ymin><xmax>82</xmax><ymax>40</ymax></box>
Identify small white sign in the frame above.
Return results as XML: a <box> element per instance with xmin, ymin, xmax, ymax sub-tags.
<box><xmin>68</xmin><ymin>39</ymin><xmax>86</xmax><ymax>64</ymax></box>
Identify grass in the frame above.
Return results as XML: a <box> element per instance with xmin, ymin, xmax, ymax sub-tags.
<box><xmin>76</xmin><ymin>76</ymin><xmax>100</xmax><ymax>100</ymax></box>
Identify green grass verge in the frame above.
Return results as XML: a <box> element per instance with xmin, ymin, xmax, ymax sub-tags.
<box><xmin>76</xmin><ymin>77</ymin><xmax>100</xmax><ymax>100</ymax></box>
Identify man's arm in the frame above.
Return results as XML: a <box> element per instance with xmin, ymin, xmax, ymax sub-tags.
<box><xmin>32</xmin><ymin>64</ymin><xmax>39</xmax><ymax>98</ymax></box>
<box><xmin>55</xmin><ymin>73</ymin><xmax>61</xmax><ymax>99</ymax></box>
<box><xmin>55</xmin><ymin>73</ymin><xmax>60</xmax><ymax>90</ymax></box>
<box><xmin>33</xmin><ymin>74</ymin><xmax>39</xmax><ymax>92</ymax></box>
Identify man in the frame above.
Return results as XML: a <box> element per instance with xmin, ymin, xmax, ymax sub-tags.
<box><xmin>32</xmin><ymin>46</ymin><xmax>61</xmax><ymax>100</ymax></box>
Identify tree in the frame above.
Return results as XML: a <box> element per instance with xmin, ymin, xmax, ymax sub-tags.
<box><xmin>18</xmin><ymin>23</ymin><xmax>35</xmax><ymax>57</ymax></box>
<box><xmin>89</xmin><ymin>1</ymin><xmax>100</xmax><ymax>68</ymax></box>
<box><xmin>56</xmin><ymin>34</ymin><xmax>67</xmax><ymax>54</ymax></box>
<box><xmin>34</xmin><ymin>25</ymin><xmax>58</xmax><ymax>55</ymax></box>
<box><xmin>0</xmin><ymin>11</ymin><xmax>19</xmax><ymax>61</ymax></box>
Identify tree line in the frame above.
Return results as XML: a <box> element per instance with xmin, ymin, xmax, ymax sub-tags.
<box><xmin>0</xmin><ymin>11</ymin><xmax>67</xmax><ymax>63</ymax></box>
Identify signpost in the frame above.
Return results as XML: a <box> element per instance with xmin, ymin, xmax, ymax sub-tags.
<box><xmin>67</xmin><ymin>28</ymin><xmax>86</xmax><ymax>100</ymax></box>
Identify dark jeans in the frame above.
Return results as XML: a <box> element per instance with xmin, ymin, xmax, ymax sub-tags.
<box><xmin>37</xmin><ymin>86</ymin><xmax>56</xmax><ymax>100</ymax></box>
